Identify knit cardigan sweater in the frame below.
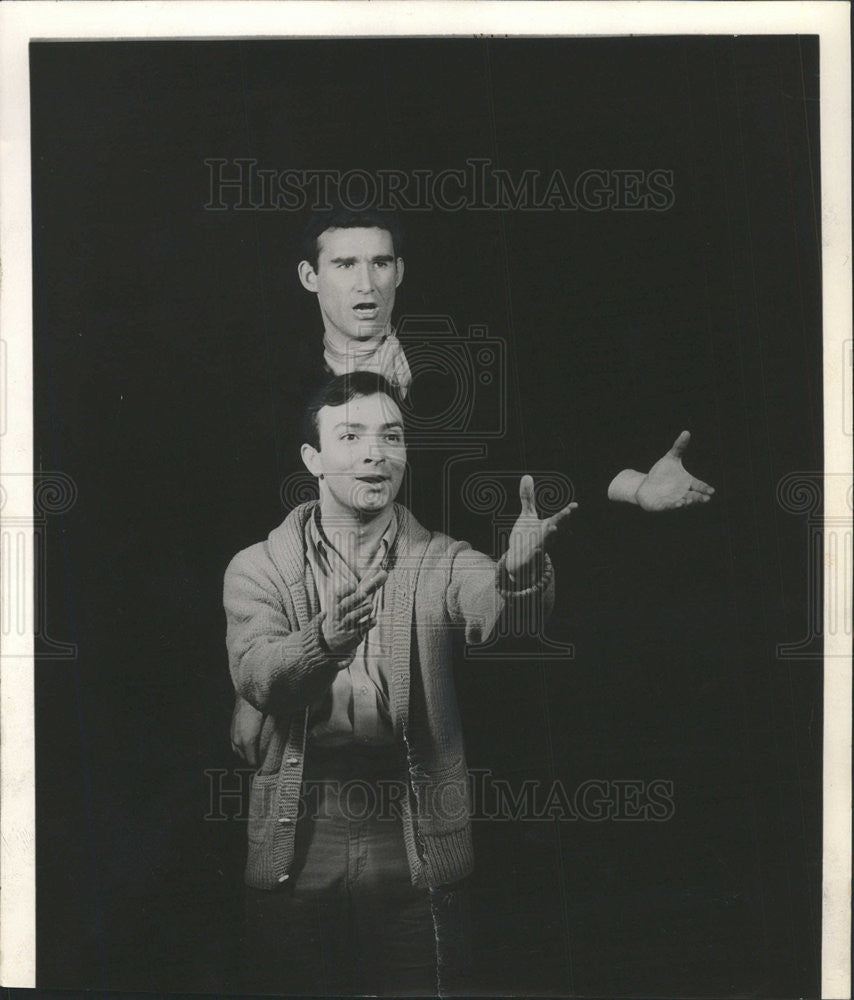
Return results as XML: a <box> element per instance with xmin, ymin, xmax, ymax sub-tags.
<box><xmin>224</xmin><ymin>501</ymin><xmax>555</xmax><ymax>890</ymax></box>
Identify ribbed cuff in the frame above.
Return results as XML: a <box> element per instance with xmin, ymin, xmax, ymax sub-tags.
<box><xmin>313</xmin><ymin>612</ymin><xmax>357</xmax><ymax>671</ymax></box>
<box><xmin>282</xmin><ymin>613</ymin><xmax>355</xmax><ymax>678</ymax></box>
<box><xmin>421</xmin><ymin>827</ymin><xmax>475</xmax><ymax>889</ymax></box>
<box><xmin>497</xmin><ymin>552</ymin><xmax>554</xmax><ymax>599</ymax></box>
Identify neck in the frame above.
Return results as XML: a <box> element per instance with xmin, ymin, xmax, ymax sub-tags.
<box><xmin>317</xmin><ymin>494</ymin><xmax>394</xmax><ymax>554</ymax></box>
<box><xmin>323</xmin><ymin>324</ymin><xmax>391</xmax><ymax>358</ymax></box>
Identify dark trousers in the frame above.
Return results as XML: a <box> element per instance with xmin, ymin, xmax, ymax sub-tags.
<box><xmin>243</xmin><ymin>746</ymin><xmax>471</xmax><ymax>997</ymax></box>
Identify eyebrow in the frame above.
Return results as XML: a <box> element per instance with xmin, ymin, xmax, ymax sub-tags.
<box><xmin>328</xmin><ymin>254</ymin><xmax>395</xmax><ymax>265</ymax></box>
<box><xmin>333</xmin><ymin>421</ymin><xmax>404</xmax><ymax>431</ymax></box>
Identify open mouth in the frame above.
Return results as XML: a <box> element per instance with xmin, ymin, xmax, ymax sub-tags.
<box><xmin>356</xmin><ymin>475</ymin><xmax>388</xmax><ymax>485</ymax></box>
<box><xmin>353</xmin><ymin>302</ymin><xmax>379</xmax><ymax>319</ymax></box>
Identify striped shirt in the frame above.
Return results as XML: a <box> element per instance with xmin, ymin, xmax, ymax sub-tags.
<box><xmin>304</xmin><ymin>506</ymin><xmax>397</xmax><ymax>747</ymax></box>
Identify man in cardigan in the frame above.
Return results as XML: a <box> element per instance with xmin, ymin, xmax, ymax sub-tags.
<box><xmin>231</xmin><ymin>207</ymin><xmax>715</xmax><ymax>761</ymax></box>
<box><xmin>224</xmin><ymin>372</ymin><xmax>574</xmax><ymax>995</ymax></box>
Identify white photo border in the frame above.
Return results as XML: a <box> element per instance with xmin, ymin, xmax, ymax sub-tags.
<box><xmin>1</xmin><ymin>2</ymin><xmax>850</xmax><ymax>994</ymax></box>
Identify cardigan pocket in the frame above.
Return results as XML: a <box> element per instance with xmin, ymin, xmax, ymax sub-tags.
<box><xmin>412</xmin><ymin>755</ymin><xmax>471</xmax><ymax>835</ymax></box>
<box><xmin>247</xmin><ymin>772</ymin><xmax>279</xmax><ymax>844</ymax></box>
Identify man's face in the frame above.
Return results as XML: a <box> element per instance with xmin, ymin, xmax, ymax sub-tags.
<box><xmin>302</xmin><ymin>392</ymin><xmax>406</xmax><ymax>516</ymax></box>
<box><xmin>298</xmin><ymin>227</ymin><xmax>404</xmax><ymax>342</ymax></box>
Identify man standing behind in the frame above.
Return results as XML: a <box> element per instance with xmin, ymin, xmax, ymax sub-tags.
<box><xmin>291</xmin><ymin>205</ymin><xmax>712</xmax><ymax>508</ymax></box>
<box><xmin>296</xmin><ymin>207</ymin><xmax>412</xmax><ymax>391</ymax></box>
<box><xmin>231</xmin><ymin>207</ymin><xmax>714</xmax><ymax>759</ymax></box>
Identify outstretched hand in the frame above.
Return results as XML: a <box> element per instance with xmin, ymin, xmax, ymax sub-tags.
<box><xmin>635</xmin><ymin>431</ymin><xmax>715</xmax><ymax>511</ymax></box>
<box><xmin>505</xmin><ymin>476</ymin><xmax>577</xmax><ymax>581</ymax></box>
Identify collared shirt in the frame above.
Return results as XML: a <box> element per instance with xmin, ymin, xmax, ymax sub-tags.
<box><xmin>304</xmin><ymin>506</ymin><xmax>397</xmax><ymax>747</ymax></box>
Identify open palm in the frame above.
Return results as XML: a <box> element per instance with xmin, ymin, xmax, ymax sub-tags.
<box><xmin>506</xmin><ymin>476</ymin><xmax>577</xmax><ymax>580</ymax></box>
<box><xmin>636</xmin><ymin>431</ymin><xmax>715</xmax><ymax>511</ymax></box>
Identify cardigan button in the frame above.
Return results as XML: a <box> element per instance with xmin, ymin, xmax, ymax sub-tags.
<box><xmin>287</xmin><ymin>757</ymin><xmax>299</xmax><ymax>766</ymax></box>
<box><xmin>278</xmin><ymin>816</ymin><xmax>293</xmax><ymax>824</ymax></box>
<box><xmin>277</xmin><ymin>873</ymin><xmax>290</xmax><ymax>883</ymax></box>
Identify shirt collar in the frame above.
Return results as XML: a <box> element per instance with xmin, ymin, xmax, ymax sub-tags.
<box><xmin>308</xmin><ymin>504</ymin><xmax>398</xmax><ymax>577</ymax></box>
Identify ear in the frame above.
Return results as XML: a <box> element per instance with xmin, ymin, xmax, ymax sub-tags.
<box><xmin>301</xmin><ymin>442</ymin><xmax>323</xmax><ymax>478</ymax></box>
<box><xmin>298</xmin><ymin>260</ymin><xmax>318</xmax><ymax>293</ymax></box>
<box><xmin>395</xmin><ymin>257</ymin><xmax>405</xmax><ymax>288</ymax></box>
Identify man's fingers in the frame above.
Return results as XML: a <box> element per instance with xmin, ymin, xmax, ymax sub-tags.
<box><xmin>518</xmin><ymin>475</ymin><xmax>537</xmax><ymax>516</ymax></box>
<box><xmin>679</xmin><ymin>490</ymin><xmax>711</xmax><ymax>507</ymax></box>
<box><xmin>546</xmin><ymin>502</ymin><xmax>578</xmax><ymax>532</ymax></box>
<box><xmin>689</xmin><ymin>478</ymin><xmax>715</xmax><ymax>496</ymax></box>
<box><xmin>231</xmin><ymin>738</ymin><xmax>258</xmax><ymax>766</ymax></box>
<box><xmin>331</xmin><ymin>579</ymin><xmax>360</xmax><ymax>606</ymax></box>
<box><xmin>350</xmin><ymin>613</ymin><xmax>377</xmax><ymax>636</ymax></box>
<box><xmin>337</xmin><ymin>571</ymin><xmax>386</xmax><ymax>613</ymax></box>
<box><xmin>668</xmin><ymin>429</ymin><xmax>691</xmax><ymax>459</ymax></box>
<box><xmin>338</xmin><ymin>588</ymin><xmax>369</xmax><ymax>614</ymax></box>
<box><xmin>341</xmin><ymin>601</ymin><xmax>375</xmax><ymax>627</ymax></box>
<box><xmin>356</xmin><ymin>568</ymin><xmax>388</xmax><ymax>600</ymax></box>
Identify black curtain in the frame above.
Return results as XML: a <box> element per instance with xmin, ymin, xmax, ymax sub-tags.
<box><xmin>31</xmin><ymin>36</ymin><xmax>822</xmax><ymax>997</ymax></box>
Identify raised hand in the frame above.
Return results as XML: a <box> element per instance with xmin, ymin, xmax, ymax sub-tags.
<box><xmin>321</xmin><ymin>567</ymin><xmax>388</xmax><ymax>655</ymax></box>
<box><xmin>505</xmin><ymin>476</ymin><xmax>577</xmax><ymax>582</ymax></box>
<box><xmin>635</xmin><ymin>431</ymin><xmax>715</xmax><ymax>512</ymax></box>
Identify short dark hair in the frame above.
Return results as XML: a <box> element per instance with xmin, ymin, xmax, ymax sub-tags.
<box><xmin>299</xmin><ymin>206</ymin><xmax>403</xmax><ymax>271</ymax></box>
<box><xmin>302</xmin><ymin>372</ymin><xmax>406</xmax><ymax>450</ymax></box>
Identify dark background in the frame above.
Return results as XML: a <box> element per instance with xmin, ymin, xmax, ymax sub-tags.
<box><xmin>31</xmin><ymin>37</ymin><xmax>822</xmax><ymax>997</ymax></box>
